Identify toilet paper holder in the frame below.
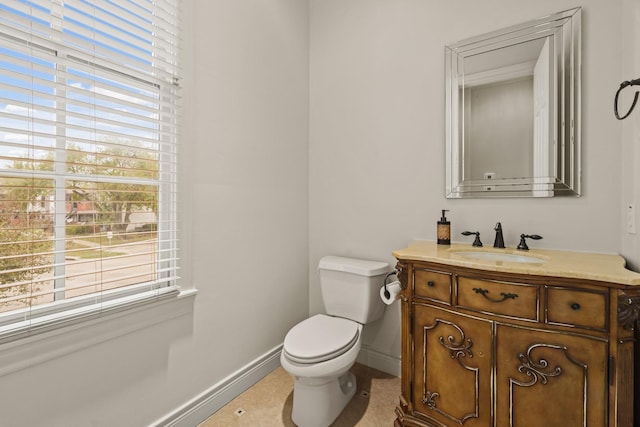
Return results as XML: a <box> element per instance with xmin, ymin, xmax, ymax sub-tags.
<box><xmin>383</xmin><ymin>270</ymin><xmax>399</xmax><ymax>300</ymax></box>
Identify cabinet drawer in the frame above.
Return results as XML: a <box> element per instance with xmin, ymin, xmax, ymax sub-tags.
<box><xmin>457</xmin><ymin>276</ymin><xmax>538</xmax><ymax>320</ymax></box>
<box><xmin>413</xmin><ymin>268</ymin><xmax>452</xmax><ymax>303</ymax></box>
<box><xmin>546</xmin><ymin>287</ymin><xmax>608</xmax><ymax>330</ymax></box>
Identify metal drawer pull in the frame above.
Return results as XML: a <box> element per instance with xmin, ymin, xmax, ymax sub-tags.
<box><xmin>427</xmin><ymin>281</ymin><xmax>435</xmax><ymax>287</ymax></box>
<box><xmin>570</xmin><ymin>302</ymin><xmax>581</xmax><ymax>310</ymax></box>
<box><xmin>472</xmin><ymin>287</ymin><xmax>518</xmax><ymax>303</ymax></box>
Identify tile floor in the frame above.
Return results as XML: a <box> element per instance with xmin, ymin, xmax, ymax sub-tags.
<box><xmin>199</xmin><ymin>363</ymin><xmax>400</xmax><ymax>426</ymax></box>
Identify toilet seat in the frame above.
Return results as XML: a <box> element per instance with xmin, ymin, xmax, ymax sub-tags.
<box><xmin>283</xmin><ymin>314</ymin><xmax>360</xmax><ymax>364</ymax></box>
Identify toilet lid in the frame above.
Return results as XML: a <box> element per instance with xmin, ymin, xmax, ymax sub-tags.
<box><xmin>283</xmin><ymin>314</ymin><xmax>360</xmax><ymax>364</ymax></box>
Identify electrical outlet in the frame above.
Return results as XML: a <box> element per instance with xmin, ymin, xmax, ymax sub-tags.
<box><xmin>627</xmin><ymin>204</ymin><xmax>636</xmax><ymax>234</ymax></box>
<box><xmin>483</xmin><ymin>172</ymin><xmax>496</xmax><ymax>180</ymax></box>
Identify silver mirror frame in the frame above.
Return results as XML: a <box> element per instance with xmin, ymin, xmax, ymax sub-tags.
<box><xmin>445</xmin><ymin>7</ymin><xmax>581</xmax><ymax>198</ymax></box>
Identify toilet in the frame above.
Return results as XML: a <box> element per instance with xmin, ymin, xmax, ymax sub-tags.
<box><xmin>280</xmin><ymin>255</ymin><xmax>390</xmax><ymax>427</ymax></box>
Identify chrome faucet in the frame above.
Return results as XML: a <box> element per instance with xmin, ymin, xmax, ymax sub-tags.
<box><xmin>493</xmin><ymin>222</ymin><xmax>505</xmax><ymax>248</ymax></box>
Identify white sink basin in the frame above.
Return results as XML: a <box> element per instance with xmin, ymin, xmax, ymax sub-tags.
<box><xmin>451</xmin><ymin>251</ymin><xmax>547</xmax><ymax>264</ymax></box>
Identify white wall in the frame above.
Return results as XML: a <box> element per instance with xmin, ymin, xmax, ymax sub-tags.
<box><xmin>309</xmin><ymin>0</ymin><xmax>628</xmax><ymax>362</ymax></box>
<box><xmin>0</xmin><ymin>1</ymin><xmax>310</xmax><ymax>426</ymax></box>
<box><xmin>620</xmin><ymin>0</ymin><xmax>640</xmax><ymax>270</ymax></box>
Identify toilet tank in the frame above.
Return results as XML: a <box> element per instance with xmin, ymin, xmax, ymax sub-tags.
<box><xmin>318</xmin><ymin>256</ymin><xmax>390</xmax><ymax>324</ymax></box>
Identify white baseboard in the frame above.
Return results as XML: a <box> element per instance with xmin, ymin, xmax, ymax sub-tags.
<box><xmin>153</xmin><ymin>344</ymin><xmax>282</xmax><ymax>427</ymax></box>
<box><xmin>357</xmin><ymin>345</ymin><xmax>401</xmax><ymax>377</ymax></box>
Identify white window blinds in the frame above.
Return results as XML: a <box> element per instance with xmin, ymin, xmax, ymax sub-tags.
<box><xmin>0</xmin><ymin>0</ymin><xmax>181</xmax><ymax>340</ymax></box>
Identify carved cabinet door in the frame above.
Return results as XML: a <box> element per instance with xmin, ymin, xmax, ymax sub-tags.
<box><xmin>495</xmin><ymin>324</ymin><xmax>608</xmax><ymax>427</ymax></box>
<box><xmin>413</xmin><ymin>304</ymin><xmax>493</xmax><ymax>426</ymax></box>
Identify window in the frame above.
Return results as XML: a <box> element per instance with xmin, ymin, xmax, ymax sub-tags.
<box><xmin>0</xmin><ymin>0</ymin><xmax>181</xmax><ymax>341</ymax></box>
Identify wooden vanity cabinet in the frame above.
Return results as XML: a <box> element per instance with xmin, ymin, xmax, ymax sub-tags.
<box><xmin>394</xmin><ymin>260</ymin><xmax>640</xmax><ymax>427</ymax></box>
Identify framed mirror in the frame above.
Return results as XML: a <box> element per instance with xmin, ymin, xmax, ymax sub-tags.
<box><xmin>445</xmin><ymin>7</ymin><xmax>581</xmax><ymax>198</ymax></box>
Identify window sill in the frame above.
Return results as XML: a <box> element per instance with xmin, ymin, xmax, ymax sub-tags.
<box><xmin>0</xmin><ymin>288</ymin><xmax>197</xmax><ymax>377</ymax></box>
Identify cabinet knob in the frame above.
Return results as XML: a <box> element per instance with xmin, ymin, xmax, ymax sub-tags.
<box><xmin>427</xmin><ymin>281</ymin><xmax>435</xmax><ymax>287</ymax></box>
<box><xmin>570</xmin><ymin>302</ymin><xmax>581</xmax><ymax>310</ymax></box>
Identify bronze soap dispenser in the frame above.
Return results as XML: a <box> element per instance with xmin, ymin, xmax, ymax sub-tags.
<box><xmin>437</xmin><ymin>209</ymin><xmax>450</xmax><ymax>245</ymax></box>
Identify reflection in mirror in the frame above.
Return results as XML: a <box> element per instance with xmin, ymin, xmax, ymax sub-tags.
<box><xmin>445</xmin><ymin>8</ymin><xmax>581</xmax><ymax>198</ymax></box>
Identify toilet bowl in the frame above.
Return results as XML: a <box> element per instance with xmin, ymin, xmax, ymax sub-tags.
<box><xmin>280</xmin><ymin>256</ymin><xmax>389</xmax><ymax>427</ymax></box>
<box><xmin>280</xmin><ymin>314</ymin><xmax>363</xmax><ymax>427</ymax></box>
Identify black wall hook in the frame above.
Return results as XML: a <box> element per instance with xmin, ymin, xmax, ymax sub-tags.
<box><xmin>614</xmin><ymin>78</ymin><xmax>640</xmax><ymax>120</ymax></box>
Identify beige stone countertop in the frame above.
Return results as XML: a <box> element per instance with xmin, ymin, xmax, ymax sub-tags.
<box><xmin>393</xmin><ymin>240</ymin><xmax>640</xmax><ymax>286</ymax></box>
